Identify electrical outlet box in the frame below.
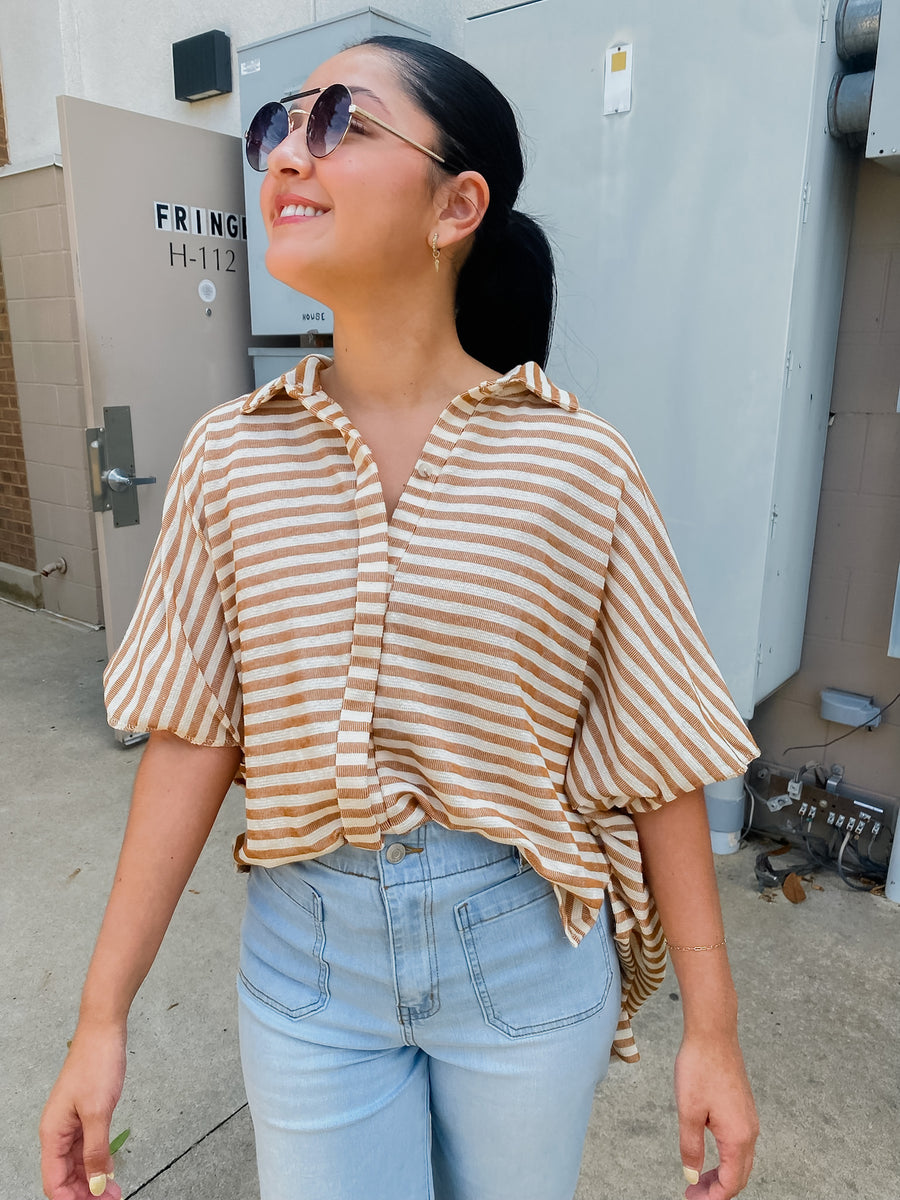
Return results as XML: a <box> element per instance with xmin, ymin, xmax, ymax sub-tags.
<box><xmin>747</xmin><ymin>762</ymin><xmax>897</xmax><ymax>867</ymax></box>
<box><xmin>820</xmin><ymin>687</ymin><xmax>882</xmax><ymax>728</ymax></box>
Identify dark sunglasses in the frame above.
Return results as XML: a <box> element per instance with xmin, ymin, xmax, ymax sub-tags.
<box><xmin>245</xmin><ymin>82</ymin><xmax>445</xmax><ymax>172</ymax></box>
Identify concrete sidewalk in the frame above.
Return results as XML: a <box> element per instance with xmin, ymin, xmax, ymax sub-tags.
<box><xmin>2</xmin><ymin>598</ymin><xmax>898</xmax><ymax>1199</ymax></box>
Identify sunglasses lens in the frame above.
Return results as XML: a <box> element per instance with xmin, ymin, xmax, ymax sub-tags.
<box><xmin>246</xmin><ymin>102</ymin><xmax>289</xmax><ymax>171</ymax></box>
<box><xmin>307</xmin><ymin>84</ymin><xmax>352</xmax><ymax>158</ymax></box>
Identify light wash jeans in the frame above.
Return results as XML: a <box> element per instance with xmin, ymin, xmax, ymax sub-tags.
<box><xmin>237</xmin><ymin>821</ymin><xmax>620</xmax><ymax>1200</ymax></box>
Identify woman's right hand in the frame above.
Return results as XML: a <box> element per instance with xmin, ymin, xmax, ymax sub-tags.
<box><xmin>40</xmin><ymin>1022</ymin><xmax>127</xmax><ymax>1200</ymax></box>
<box><xmin>38</xmin><ymin>733</ymin><xmax>240</xmax><ymax>1198</ymax></box>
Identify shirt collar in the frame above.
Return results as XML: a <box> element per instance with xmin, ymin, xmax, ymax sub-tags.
<box><xmin>240</xmin><ymin>354</ymin><xmax>579</xmax><ymax>415</ymax></box>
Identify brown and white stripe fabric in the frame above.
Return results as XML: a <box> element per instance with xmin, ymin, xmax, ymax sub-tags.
<box><xmin>105</xmin><ymin>354</ymin><xmax>758</xmax><ymax>1062</ymax></box>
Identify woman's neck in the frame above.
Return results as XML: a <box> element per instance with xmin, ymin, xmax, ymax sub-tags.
<box><xmin>320</xmin><ymin>293</ymin><xmax>497</xmax><ymax>417</ymax></box>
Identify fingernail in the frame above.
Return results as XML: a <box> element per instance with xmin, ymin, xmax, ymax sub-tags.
<box><xmin>89</xmin><ymin>1174</ymin><xmax>107</xmax><ymax>1197</ymax></box>
<box><xmin>683</xmin><ymin>1165</ymin><xmax>700</xmax><ymax>1185</ymax></box>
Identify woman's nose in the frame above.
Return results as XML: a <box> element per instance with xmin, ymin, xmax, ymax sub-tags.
<box><xmin>266</xmin><ymin>127</ymin><xmax>313</xmax><ymax>177</ymax></box>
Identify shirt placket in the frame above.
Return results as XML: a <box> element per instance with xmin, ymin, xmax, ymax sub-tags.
<box><xmin>371</xmin><ymin>391</ymin><xmax>485</xmax><ymax>823</ymax></box>
<box><xmin>386</xmin><ymin>390</ymin><xmax>483</xmax><ymax>570</ymax></box>
<box><xmin>298</xmin><ymin>384</ymin><xmax>486</xmax><ymax>846</ymax></box>
<box><xmin>300</xmin><ymin>390</ymin><xmax>391</xmax><ymax>847</ymax></box>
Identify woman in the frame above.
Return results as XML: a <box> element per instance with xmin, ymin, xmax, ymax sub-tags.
<box><xmin>40</xmin><ymin>36</ymin><xmax>759</xmax><ymax>1200</ymax></box>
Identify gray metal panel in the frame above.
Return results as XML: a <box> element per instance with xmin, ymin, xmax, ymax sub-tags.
<box><xmin>867</xmin><ymin>0</ymin><xmax>900</xmax><ymax>172</ymax></box>
<box><xmin>754</xmin><ymin>67</ymin><xmax>857</xmax><ymax>701</ymax></box>
<box><xmin>237</xmin><ymin>8</ymin><xmax>432</xmax><ymax>337</ymax></box>
<box><xmin>248</xmin><ymin>346</ymin><xmax>307</xmax><ymax>387</ymax></box>
<box><xmin>889</xmin><ymin>563</ymin><xmax>900</xmax><ymax>658</ymax></box>
<box><xmin>465</xmin><ymin>0</ymin><xmax>853</xmax><ymax>717</ymax></box>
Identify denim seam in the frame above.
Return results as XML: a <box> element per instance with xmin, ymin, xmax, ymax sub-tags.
<box><xmin>316</xmin><ymin>853</ymin><xmax>515</xmax><ymax>881</ymax></box>
<box><xmin>463</xmin><ymin>888</ymin><xmax>552</xmax><ymax>924</ymax></box>
<box><xmin>265</xmin><ymin>870</ymin><xmax>320</xmax><ymax>917</ymax></box>
<box><xmin>237</xmin><ymin>961</ymin><xmax>330</xmax><ymax>1021</ymax></box>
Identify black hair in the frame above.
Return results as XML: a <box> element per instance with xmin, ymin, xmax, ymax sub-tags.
<box><xmin>358</xmin><ymin>35</ymin><xmax>556</xmax><ymax>372</ymax></box>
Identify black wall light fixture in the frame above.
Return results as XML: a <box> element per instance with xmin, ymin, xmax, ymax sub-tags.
<box><xmin>173</xmin><ymin>30</ymin><xmax>232</xmax><ymax>102</ymax></box>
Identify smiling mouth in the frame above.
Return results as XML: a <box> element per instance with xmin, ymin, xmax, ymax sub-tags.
<box><xmin>280</xmin><ymin>204</ymin><xmax>328</xmax><ymax>218</ymax></box>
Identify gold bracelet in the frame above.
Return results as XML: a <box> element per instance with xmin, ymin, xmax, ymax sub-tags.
<box><xmin>666</xmin><ymin>936</ymin><xmax>727</xmax><ymax>952</ymax></box>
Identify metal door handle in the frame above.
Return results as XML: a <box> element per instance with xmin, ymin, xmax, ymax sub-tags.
<box><xmin>102</xmin><ymin>467</ymin><xmax>157</xmax><ymax>492</ymax></box>
<box><xmin>85</xmin><ymin>408</ymin><xmax>155</xmax><ymax>527</ymax></box>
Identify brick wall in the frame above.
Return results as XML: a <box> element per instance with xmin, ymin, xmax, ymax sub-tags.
<box><xmin>0</xmin><ymin>255</ymin><xmax>35</xmax><ymax>568</ymax></box>
<box><xmin>0</xmin><ymin>165</ymin><xmax>103</xmax><ymax>624</ymax></box>
<box><xmin>749</xmin><ymin>160</ymin><xmax>900</xmax><ymax>800</ymax></box>
<box><xmin>0</xmin><ymin>65</ymin><xmax>35</xmax><ymax>570</ymax></box>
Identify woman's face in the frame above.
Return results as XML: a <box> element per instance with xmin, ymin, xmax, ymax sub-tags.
<box><xmin>260</xmin><ymin>46</ymin><xmax>444</xmax><ymax>305</ymax></box>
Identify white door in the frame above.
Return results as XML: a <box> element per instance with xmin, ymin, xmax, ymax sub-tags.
<box><xmin>59</xmin><ymin>96</ymin><xmax>255</xmax><ymax>656</ymax></box>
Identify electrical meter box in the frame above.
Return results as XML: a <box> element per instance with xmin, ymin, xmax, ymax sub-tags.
<box><xmin>238</xmin><ymin>7</ymin><xmax>431</xmax><ymax>360</ymax></box>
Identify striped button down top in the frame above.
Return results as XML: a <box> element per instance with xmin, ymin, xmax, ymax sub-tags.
<box><xmin>105</xmin><ymin>354</ymin><xmax>758</xmax><ymax>1061</ymax></box>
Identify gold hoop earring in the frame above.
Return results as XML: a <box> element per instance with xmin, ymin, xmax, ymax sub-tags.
<box><xmin>432</xmin><ymin>233</ymin><xmax>440</xmax><ymax>274</ymax></box>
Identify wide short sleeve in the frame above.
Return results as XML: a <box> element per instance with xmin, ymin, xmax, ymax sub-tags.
<box><xmin>104</xmin><ymin>417</ymin><xmax>242</xmax><ymax>747</ymax></box>
<box><xmin>566</xmin><ymin>443</ymin><xmax>758</xmax><ymax>818</ymax></box>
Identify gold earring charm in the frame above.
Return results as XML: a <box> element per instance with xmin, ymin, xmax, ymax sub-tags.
<box><xmin>432</xmin><ymin>233</ymin><xmax>440</xmax><ymax>273</ymax></box>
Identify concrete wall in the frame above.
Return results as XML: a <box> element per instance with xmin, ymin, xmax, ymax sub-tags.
<box><xmin>0</xmin><ymin>165</ymin><xmax>101</xmax><ymax>624</ymax></box>
<box><xmin>0</xmin><ymin>0</ymin><xmax>501</xmax><ymax>164</ymax></box>
<box><xmin>0</xmin><ymin>0</ymin><xmax>65</xmax><ymax>168</ymax></box>
<box><xmin>749</xmin><ymin>160</ymin><xmax>900</xmax><ymax>801</ymax></box>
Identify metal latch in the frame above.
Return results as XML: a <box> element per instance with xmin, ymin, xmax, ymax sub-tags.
<box><xmin>85</xmin><ymin>406</ymin><xmax>156</xmax><ymax>528</ymax></box>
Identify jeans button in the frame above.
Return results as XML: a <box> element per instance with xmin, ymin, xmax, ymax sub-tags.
<box><xmin>385</xmin><ymin>843</ymin><xmax>407</xmax><ymax>864</ymax></box>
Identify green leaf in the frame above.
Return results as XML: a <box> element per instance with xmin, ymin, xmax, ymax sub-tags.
<box><xmin>109</xmin><ymin>1128</ymin><xmax>131</xmax><ymax>1156</ymax></box>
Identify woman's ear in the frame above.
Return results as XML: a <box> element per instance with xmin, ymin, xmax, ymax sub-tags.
<box><xmin>434</xmin><ymin>171</ymin><xmax>491</xmax><ymax>250</ymax></box>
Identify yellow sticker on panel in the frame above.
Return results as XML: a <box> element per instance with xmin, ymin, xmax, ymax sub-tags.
<box><xmin>604</xmin><ymin>43</ymin><xmax>633</xmax><ymax>114</ymax></box>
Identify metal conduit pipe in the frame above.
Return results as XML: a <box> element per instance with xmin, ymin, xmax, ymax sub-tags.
<box><xmin>835</xmin><ymin>0</ymin><xmax>881</xmax><ymax>61</ymax></box>
<box><xmin>827</xmin><ymin>68</ymin><xmax>876</xmax><ymax>138</ymax></box>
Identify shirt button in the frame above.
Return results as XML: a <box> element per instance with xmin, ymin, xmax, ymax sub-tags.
<box><xmin>416</xmin><ymin>462</ymin><xmax>437</xmax><ymax>480</ymax></box>
<box><xmin>385</xmin><ymin>843</ymin><xmax>407</xmax><ymax>864</ymax></box>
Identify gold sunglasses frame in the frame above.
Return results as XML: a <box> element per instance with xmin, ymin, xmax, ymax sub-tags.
<box><xmin>281</xmin><ymin>85</ymin><xmax>446</xmax><ymax>165</ymax></box>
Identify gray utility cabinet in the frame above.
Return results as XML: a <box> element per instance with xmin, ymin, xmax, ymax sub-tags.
<box><xmin>238</xmin><ymin>6</ymin><xmax>430</xmax><ymax>385</ymax></box>
<box><xmin>466</xmin><ymin>0</ymin><xmax>858</xmax><ymax>718</ymax></box>
<box><xmin>869</xmin><ymin>0</ymin><xmax>900</xmax><ymax>171</ymax></box>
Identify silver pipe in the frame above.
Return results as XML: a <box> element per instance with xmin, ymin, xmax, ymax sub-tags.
<box><xmin>835</xmin><ymin>0</ymin><xmax>881</xmax><ymax>61</ymax></box>
<box><xmin>827</xmin><ymin>68</ymin><xmax>875</xmax><ymax>138</ymax></box>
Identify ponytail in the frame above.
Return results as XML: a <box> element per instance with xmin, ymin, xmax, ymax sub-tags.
<box><xmin>455</xmin><ymin>210</ymin><xmax>556</xmax><ymax>372</ymax></box>
<box><xmin>359</xmin><ymin>36</ymin><xmax>557</xmax><ymax>371</ymax></box>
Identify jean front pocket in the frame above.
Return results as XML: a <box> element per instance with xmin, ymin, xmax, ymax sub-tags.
<box><xmin>455</xmin><ymin>867</ymin><xmax>613</xmax><ymax>1038</ymax></box>
<box><xmin>238</xmin><ymin>865</ymin><xmax>330</xmax><ymax>1020</ymax></box>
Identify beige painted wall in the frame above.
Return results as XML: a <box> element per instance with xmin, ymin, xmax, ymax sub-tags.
<box><xmin>749</xmin><ymin>160</ymin><xmax>900</xmax><ymax>801</ymax></box>
<box><xmin>0</xmin><ymin>165</ymin><xmax>101</xmax><ymax>624</ymax></box>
